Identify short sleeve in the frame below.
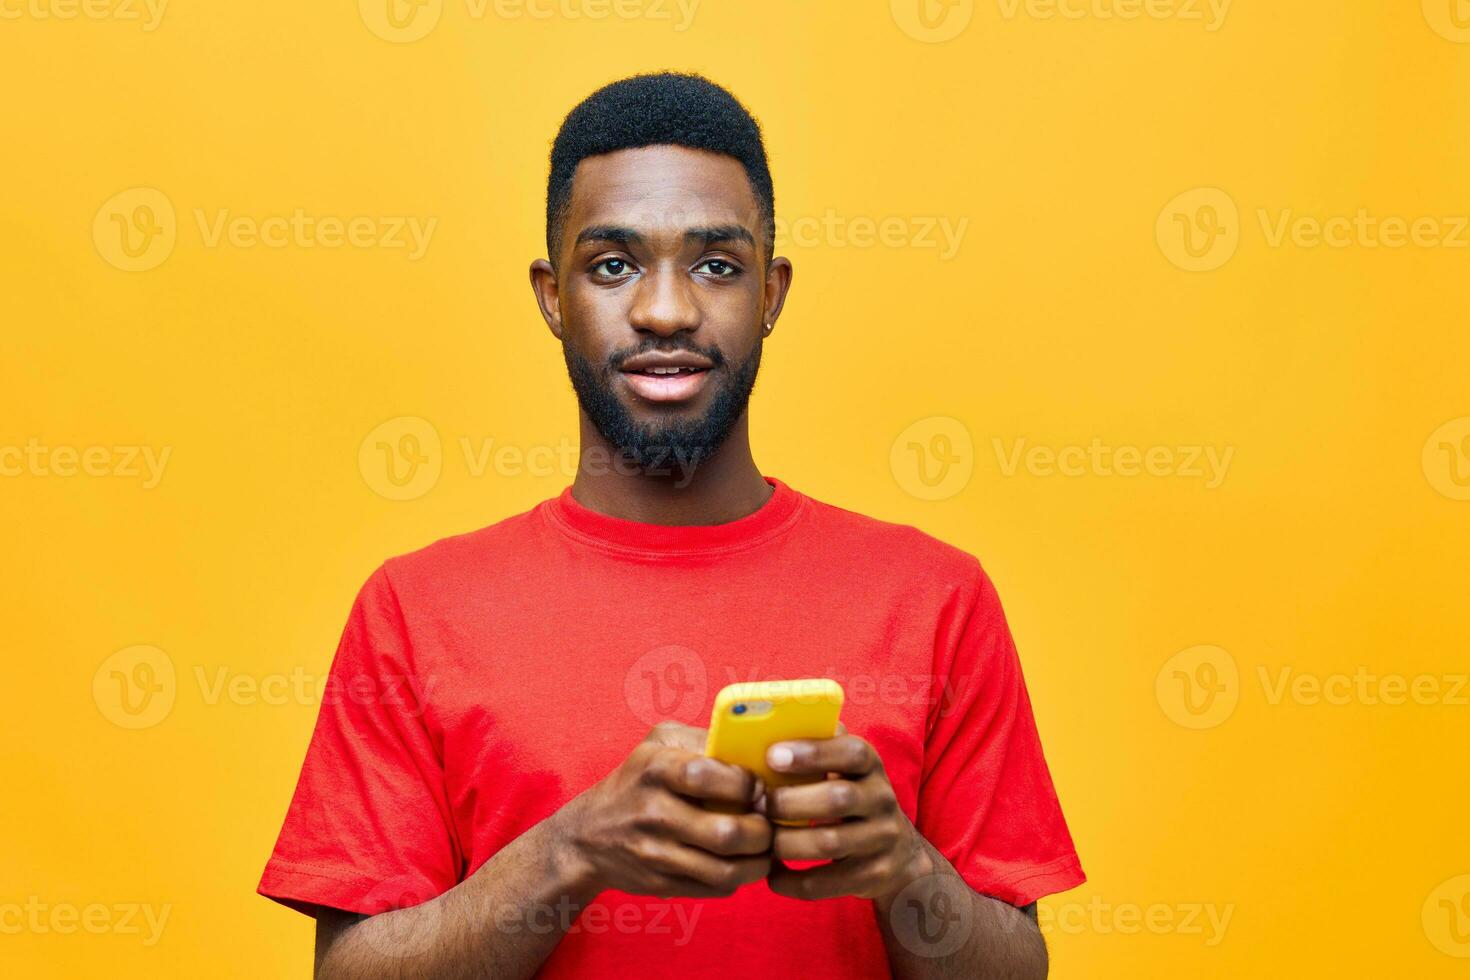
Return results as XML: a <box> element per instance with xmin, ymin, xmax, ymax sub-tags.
<box><xmin>916</xmin><ymin>563</ymin><xmax>1085</xmax><ymax>907</ymax></box>
<box><xmin>257</xmin><ymin>565</ymin><xmax>460</xmax><ymax>916</ymax></box>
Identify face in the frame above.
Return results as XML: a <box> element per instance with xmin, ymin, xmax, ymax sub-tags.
<box><xmin>530</xmin><ymin>145</ymin><xmax>792</xmax><ymax>470</ymax></box>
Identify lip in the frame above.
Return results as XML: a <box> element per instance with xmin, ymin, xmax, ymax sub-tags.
<box><xmin>618</xmin><ymin>350</ymin><xmax>715</xmax><ymax>373</ymax></box>
<box><xmin>618</xmin><ymin>350</ymin><xmax>715</xmax><ymax>404</ymax></box>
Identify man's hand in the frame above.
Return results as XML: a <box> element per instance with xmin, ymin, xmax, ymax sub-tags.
<box><xmin>761</xmin><ymin>731</ymin><xmax>933</xmax><ymax>901</ymax></box>
<box><xmin>554</xmin><ymin>721</ymin><xmax>773</xmax><ymax>900</ymax></box>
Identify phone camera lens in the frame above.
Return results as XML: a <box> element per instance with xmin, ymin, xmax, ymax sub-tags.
<box><xmin>732</xmin><ymin>703</ymin><xmax>747</xmax><ymax>715</ymax></box>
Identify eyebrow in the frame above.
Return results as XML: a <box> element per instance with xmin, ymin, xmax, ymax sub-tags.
<box><xmin>573</xmin><ymin>223</ymin><xmax>756</xmax><ymax>250</ymax></box>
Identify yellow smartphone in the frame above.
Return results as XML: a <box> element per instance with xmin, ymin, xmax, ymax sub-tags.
<box><xmin>704</xmin><ymin>679</ymin><xmax>844</xmax><ymax>822</ymax></box>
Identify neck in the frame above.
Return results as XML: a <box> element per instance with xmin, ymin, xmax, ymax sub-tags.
<box><xmin>569</xmin><ymin>413</ymin><xmax>773</xmax><ymax>526</ymax></box>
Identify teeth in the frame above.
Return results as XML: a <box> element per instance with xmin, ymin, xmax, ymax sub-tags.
<box><xmin>648</xmin><ymin>366</ymin><xmax>686</xmax><ymax>375</ymax></box>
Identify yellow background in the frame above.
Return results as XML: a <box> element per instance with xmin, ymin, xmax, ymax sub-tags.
<box><xmin>4</xmin><ymin>0</ymin><xmax>1468</xmax><ymax>976</ymax></box>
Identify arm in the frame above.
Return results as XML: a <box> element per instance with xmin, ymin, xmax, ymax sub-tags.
<box><xmin>763</xmin><ymin>735</ymin><xmax>1048</xmax><ymax>980</ymax></box>
<box><xmin>314</xmin><ymin>722</ymin><xmax>771</xmax><ymax>979</ymax></box>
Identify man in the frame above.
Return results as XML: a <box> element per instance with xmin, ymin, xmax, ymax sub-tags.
<box><xmin>260</xmin><ymin>72</ymin><xmax>1084</xmax><ymax>979</ymax></box>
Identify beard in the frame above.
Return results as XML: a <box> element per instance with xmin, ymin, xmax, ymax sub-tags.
<box><xmin>562</xmin><ymin>334</ymin><xmax>762</xmax><ymax>474</ymax></box>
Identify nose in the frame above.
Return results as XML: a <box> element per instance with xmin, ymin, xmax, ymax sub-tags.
<box><xmin>627</xmin><ymin>262</ymin><xmax>701</xmax><ymax>337</ymax></box>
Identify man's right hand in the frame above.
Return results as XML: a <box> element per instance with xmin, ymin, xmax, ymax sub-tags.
<box><xmin>553</xmin><ymin>721</ymin><xmax>772</xmax><ymax>899</ymax></box>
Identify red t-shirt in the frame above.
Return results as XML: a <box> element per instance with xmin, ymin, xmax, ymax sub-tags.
<box><xmin>259</xmin><ymin>477</ymin><xmax>1084</xmax><ymax>977</ymax></box>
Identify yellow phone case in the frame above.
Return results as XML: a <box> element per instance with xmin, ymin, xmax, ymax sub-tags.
<box><xmin>704</xmin><ymin>679</ymin><xmax>844</xmax><ymax>819</ymax></box>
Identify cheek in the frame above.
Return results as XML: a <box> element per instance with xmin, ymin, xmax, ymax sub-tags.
<box><xmin>560</xmin><ymin>289</ymin><xmax>626</xmax><ymax>353</ymax></box>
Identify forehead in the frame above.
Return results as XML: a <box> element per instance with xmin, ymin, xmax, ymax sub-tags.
<box><xmin>565</xmin><ymin>145</ymin><xmax>761</xmax><ymax>239</ymax></box>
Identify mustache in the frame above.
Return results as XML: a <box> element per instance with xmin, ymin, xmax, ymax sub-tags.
<box><xmin>606</xmin><ymin>337</ymin><xmax>727</xmax><ymax>372</ymax></box>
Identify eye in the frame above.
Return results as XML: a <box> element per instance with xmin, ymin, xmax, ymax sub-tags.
<box><xmin>591</xmin><ymin>257</ymin><xmax>634</xmax><ymax>278</ymax></box>
<box><xmin>695</xmin><ymin>258</ymin><xmax>740</xmax><ymax>278</ymax></box>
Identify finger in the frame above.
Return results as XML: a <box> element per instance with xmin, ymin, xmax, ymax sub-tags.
<box><xmin>639</xmin><ymin>871</ymin><xmax>754</xmax><ymax>901</ymax></box>
<box><xmin>646</xmin><ymin>750</ymin><xmax>758</xmax><ymax>806</ymax></box>
<box><xmin>767</xmin><ymin>735</ymin><xmax>878</xmax><ymax>778</ymax></box>
<box><xmin>771</xmin><ymin>820</ymin><xmax>892</xmax><ymax>862</ymax></box>
<box><xmin>638</xmin><ymin>838</ymin><xmax>771</xmax><ymax>895</ymax></box>
<box><xmin>643</xmin><ymin>795</ymin><xmax>772</xmax><ymax>856</ymax></box>
<box><xmin>767</xmin><ymin>857</ymin><xmax>875</xmax><ymax>902</ymax></box>
<box><xmin>766</xmin><ymin>776</ymin><xmax>883</xmax><ymax>822</ymax></box>
<box><xmin>645</xmin><ymin>721</ymin><xmax>710</xmax><ymax>753</ymax></box>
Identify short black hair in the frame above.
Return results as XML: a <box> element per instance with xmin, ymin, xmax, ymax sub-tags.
<box><xmin>545</xmin><ymin>72</ymin><xmax>775</xmax><ymax>267</ymax></box>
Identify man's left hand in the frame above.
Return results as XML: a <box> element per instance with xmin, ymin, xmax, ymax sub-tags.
<box><xmin>761</xmin><ymin>733</ymin><xmax>934</xmax><ymax>901</ymax></box>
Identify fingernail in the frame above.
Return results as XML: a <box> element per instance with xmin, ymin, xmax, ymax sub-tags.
<box><xmin>768</xmin><ymin>745</ymin><xmax>795</xmax><ymax>770</ymax></box>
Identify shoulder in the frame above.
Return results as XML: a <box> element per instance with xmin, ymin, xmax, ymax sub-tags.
<box><xmin>373</xmin><ymin>500</ymin><xmax>551</xmax><ymax>599</ymax></box>
<box><xmin>796</xmin><ymin>489</ymin><xmax>991</xmax><ymax>594</ymax></box>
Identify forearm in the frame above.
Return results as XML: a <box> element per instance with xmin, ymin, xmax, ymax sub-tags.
<box><xmin>315</xmin><ymin>802</ymin><xmax>599</xmax><ymax>980</ymax></box>
<box><xmin>873</xmin><ymin>840</ymin><xmax>1048</xmax><ymax>980</ymax></box>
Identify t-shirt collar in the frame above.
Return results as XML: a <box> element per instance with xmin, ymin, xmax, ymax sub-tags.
<box><xmin>543</xmin><ymin>476</ymin><xmax>804</xmax><ymax>558</ymax></box>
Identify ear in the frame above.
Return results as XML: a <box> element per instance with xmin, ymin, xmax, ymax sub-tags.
<box><xmin>761</xmin><ymin>255</ymin><xmax>794</xmax><ymax>337</ymax></box>
<box><xmin>528</xmin><ymin>258</ymin><xmax>564</xmax><ymax>341</ymax></box>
